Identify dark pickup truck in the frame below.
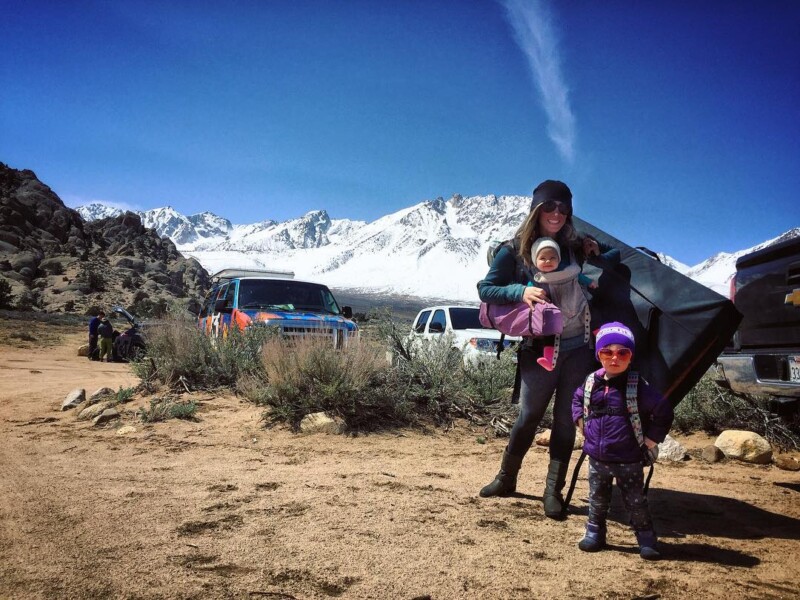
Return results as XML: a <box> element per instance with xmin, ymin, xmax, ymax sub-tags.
<box><xmin>715</xmin><ymin>236</ymin><xmax>800</xmax><ymax>413</ymax></box>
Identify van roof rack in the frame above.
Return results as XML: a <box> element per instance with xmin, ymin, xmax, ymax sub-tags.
<box><xmin>211</xmin><ymin>268</ymin><xmax>295</xmax><ymax>282</ymax></box>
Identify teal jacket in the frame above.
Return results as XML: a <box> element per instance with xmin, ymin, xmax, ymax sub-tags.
<box><xmin>478</xmin><ymin>238</ymin><xmax>619</xmax><ymax>304</ymax></box>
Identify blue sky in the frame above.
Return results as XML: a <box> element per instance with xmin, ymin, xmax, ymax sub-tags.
<box><xmin>2</xmin><ymin>0</ymin><xmax>798</xmax><ymax>266</ymax></box>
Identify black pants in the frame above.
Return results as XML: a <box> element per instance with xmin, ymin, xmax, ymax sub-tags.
<box><xmin>88</xmin><ymin>334</ymin><xmax>98</xmax><ymax>360</ymax></box>
<box><xmin>507</xmin><ymin>341</ymin><xmax>596</xmax><ymax>462</ymax></box>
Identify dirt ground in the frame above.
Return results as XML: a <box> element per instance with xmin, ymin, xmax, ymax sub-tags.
<box><xmin>1</xmin><ymin>325</ymin><xmax>799</xmax><ymax>600</ymax></box>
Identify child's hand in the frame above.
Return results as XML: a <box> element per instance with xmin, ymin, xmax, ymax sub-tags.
<box><xmin>644</xmin><ymin>437</ymin><xmax>657</xmax><ymax>449</ymax></box>
<box><xmin>588</xmin><ymin>281</ymin><xmax>598</xmax><ymax>289</ymax></box>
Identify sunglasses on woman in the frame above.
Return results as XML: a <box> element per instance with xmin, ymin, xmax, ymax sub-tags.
<box><xmin>597</xmin><ymin>348</ymin><xmax>633</xmax><ymax>360</ymax></box>
<box><xmin>540</xmin><ymin>200</ymin><xmax>571</xmax><ymax>215</ymax></box>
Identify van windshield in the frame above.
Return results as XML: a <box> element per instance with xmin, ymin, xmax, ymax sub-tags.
<box><xmin>449</xmin><ymin>308</ymin><xmax>483</xmax><ymax>330</ymax></box>
<box><xmin>237</xmin><ymin>279</ymin><xmax>341</xmax><ymax>315</ymax></box>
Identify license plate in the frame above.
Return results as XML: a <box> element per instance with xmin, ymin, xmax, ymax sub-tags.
<box><xmin>790</xmin><ymin>356</ymin><xmax>800</xmax><ymax>383</ymax></box>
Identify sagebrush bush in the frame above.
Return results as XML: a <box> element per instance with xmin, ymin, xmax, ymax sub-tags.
<box><xmin>132</xmin><ymin>313</ymin><xmax>800</xmax><ymax>444</ymax></box>
<box><xmin>255</xmin><ymin>336</ymin><xmax>415</xmax><ymax>430</ymax></box>
<box><xmin>139</xmin><ymin>397</ymin><xmax>198</xmax><ymax>422</ymax></box>
<box><xmin>131</xmin><ymin>314</ymin><xmax>276</xmax><ymax>391</ymax></box>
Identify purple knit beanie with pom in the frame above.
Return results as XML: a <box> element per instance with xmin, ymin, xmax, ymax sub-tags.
<box><xmin>595</xmin><ymin>322</ymin><xmax>635</xmax><ymax>360</ymax></box>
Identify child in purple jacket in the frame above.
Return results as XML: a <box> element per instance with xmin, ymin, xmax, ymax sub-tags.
<box><xmin>572</xmin><ymin>322</ymin><xmax>674</xmax><ymax>560</ymax></box>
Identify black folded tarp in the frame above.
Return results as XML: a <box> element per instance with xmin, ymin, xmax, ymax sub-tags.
<box><xmin>575</xmin><ymin>216</ymin><xmax>743</xmax><ymax>407</ymax></box>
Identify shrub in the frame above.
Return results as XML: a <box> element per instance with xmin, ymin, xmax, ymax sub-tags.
<box><xmin>0</xmin><ymin>278</ymin><xmax>13</xmax><ymax>309</ymax></box>
<box><xmin>77</xmin><ymin>261</ymin><xmax>105</xmax><ymax>292</ymax></box>
<box><xmin>131</xmin><ymin>314</ymin><xmax>276</xmax><ymax>391</ymax></box>
<box><xmin>254</xmin><ymin>336</ymin><xmax>414</xmax><ymax>431</ymax></box>
<box><xmin>46</xmin><ymin>262</ymin><xmax>64</xmax><ymax>276</ymax></box>
<box><xmin>14</xmin><ymin>290</ymin><xmax>40</xmax><ymax>311</ymax></box>
<box><xmin>461</xmin><ymin>348</ymin><xmax>517</xmax><ymax>405</ymax></box>
<box><xmin>115</xmin><ymin>386</ymin><xmax>136</xmax><ymax>404</ymax></box>
<box><xmin>138</xmin><ymin>397</ymin><xmax>198</xmax><ymax>422</ymax></box>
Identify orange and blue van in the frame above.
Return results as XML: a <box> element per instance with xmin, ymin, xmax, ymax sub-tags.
<box><xmin>197</xmin><ymin>268</ymin><xmax>358</xmax><ymax>348</ymax></box>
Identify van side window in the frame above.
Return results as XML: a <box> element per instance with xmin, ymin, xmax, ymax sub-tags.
<box><xmin>200</xmin><ymin>292</ymin><xmax>214</xmax><ymax>318</ymax></box>
<box><xmin>212</xmin><ymin>284</ymin><xmax>228</xmax><ymax>313</ymax></box>
<box><xmin>224</xmin><ymin>281</ymin><xmax>237</xmax><ymax>310</ymax></box>
<box><xmin>414</xmin><ymin>310</ymin><xmax>431</xmax><ymax>333</ymax></box>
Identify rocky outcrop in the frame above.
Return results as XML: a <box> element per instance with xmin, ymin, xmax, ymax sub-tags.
<box><xmin>0</xmin><ymin>163</ymin><xmax>210</xmax><ymax>315</ymax></box>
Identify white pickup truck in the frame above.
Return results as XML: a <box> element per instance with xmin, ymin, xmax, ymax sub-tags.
<box><xmin>409</xmin><ymin>305</ymin><xmax>520</xmax><ymax>364</ymax></box>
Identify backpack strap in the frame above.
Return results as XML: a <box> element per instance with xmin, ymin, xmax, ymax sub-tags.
<box><xmin>625</xmin><ymin>371</ymin><xmax>645</xmax><ymax>448</ymax></box>
<box><xmin>582</xmin><ymin>371</ymin><xmax>595</xmax><ymax>421</ymax></box>
<box><xmin>495</xmin><ymin>332</ymin><xmax>505</xmax><ymax>360</ymax></box>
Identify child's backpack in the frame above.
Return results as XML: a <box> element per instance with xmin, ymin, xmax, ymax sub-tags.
<box><xmin>563</xmin><ymin>370</ymin><xmax>658</xmax><ymax>511</ymax></box>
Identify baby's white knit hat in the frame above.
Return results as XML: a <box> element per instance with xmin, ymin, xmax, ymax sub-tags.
<box><xmin>531</xmin><ymin>237</ymin><xmax>561</xmax><ymax>264</ymax></box>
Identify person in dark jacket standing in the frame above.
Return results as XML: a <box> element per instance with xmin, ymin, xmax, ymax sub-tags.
<box><xmin>477</xmin><ymin>180</ymin><xmax>619</xmax><ymax>519</ymax></box>
<box><xmin>88</xmin><ymin>311</ymin><xmax>104</xmax><ymax>360</ymax></box>
<box><xmin>97</xmin><ymin>315</ymin><xmax>114</xmax><ymax>363</ymax></box>
<box><xmin>572</xmin><ymin>321</ymin><xmax>674</xmax><ymax>559</ymax></box>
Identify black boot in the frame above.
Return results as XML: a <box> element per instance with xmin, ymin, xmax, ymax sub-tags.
<box><xmin>479</xmin><ymin>448</ymin><xmax>523</xmax><ymax>498</ymax></box>
<box><xmin>542</xmin><ymin>459</ymin><xmax>569</xmax><ymax>519</ymax></box>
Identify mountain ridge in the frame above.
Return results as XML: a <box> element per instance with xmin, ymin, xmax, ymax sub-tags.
<box><xmin>76</xmin><ymin>199</ymin><xmax>799</xmax><ymax>303</ymax></box>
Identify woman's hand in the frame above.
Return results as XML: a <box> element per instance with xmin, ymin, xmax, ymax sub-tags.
<box><xmin>583</xmin><ymin>237</ymin><xmax>600</xmax><ymax>257</ymax></box>
<box><xmin>644</xmin><ymin>437</ymin><xmax>657</xmax><ymax>449</ymax></box>
<box><xmin>522</xmin><ymin>285</ymin><xmax>548</xmax><ymax>308</ymax></box>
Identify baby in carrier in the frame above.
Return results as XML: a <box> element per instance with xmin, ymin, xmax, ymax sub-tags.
<box><xmin>530</xmin><ymin>238</ymin><xmax>596</xmax><ymax>370</ymax></box>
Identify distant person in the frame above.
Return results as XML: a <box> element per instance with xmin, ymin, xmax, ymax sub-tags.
<box><xmin>572</xmin><ymin>322</ymin><xmax>674</xmax><ymax>560</ymax></box>
<box><xmin>88</xmin><ymin>311</ymin><xmax>104</xmax><ymax>361</ymax></box>
<box><xmin>477</xmin><ymin>179</ymin><xmax>619</xmax><ymax>519</ymax></box>
<box><xmin>97</xmin><ymin>315</ymin><xmax>114</xmax><ymax>363</ymax></box>
<box><xmin>529</xmin><ymin>237</ymin><xmax>596</xmax><ymax>371</ymax></box>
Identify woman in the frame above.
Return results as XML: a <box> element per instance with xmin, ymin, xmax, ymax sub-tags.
<box><xmin>478</xmin><ymin>179</ymin><xmax>618</xmax><ymax>519</ymax></box>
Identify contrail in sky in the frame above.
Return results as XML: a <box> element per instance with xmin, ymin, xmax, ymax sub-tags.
<box><xmin>501</xmin><ymin>0</ymin><xmax>576</xmax><ymax>164</ymax></box>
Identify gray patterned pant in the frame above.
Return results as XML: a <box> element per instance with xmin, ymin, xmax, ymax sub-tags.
<box><xmin>588</xmin><ymin>457</ymin><xmax>653</xmax><ymax>532</ymax></box>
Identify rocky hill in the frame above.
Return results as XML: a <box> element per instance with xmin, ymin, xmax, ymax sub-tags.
<box><xmin>0</xmin><ymin>163</ymin><xmax>210</xmax><ymax>315</ymax></box>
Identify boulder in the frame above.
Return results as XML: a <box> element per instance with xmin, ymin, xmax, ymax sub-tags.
<box><xmin>77</xmin><ymin>344</ymin><xmax>89</xmax><ymax>357</ymax></box>
<box><xmin>299</xmin><ymin>412</ymin><xmax>342</xmax><ymax>434</ymax></box>
<box><xmin>112</xmin><ymin>256</ymin><xmax>145</xmax><ymax>273</ymax></box>
<box><xmin>701</xmin><ymin>445</ymin><xmax>724</xmax><ymax>463</ymax></box>
<box><xmin>535</xmin><ymin>429</ymin><xmax>584</xmax><ymax>450</ymax></box>
<box><xmin>715</xmin><ymin>430</ymin><xmax>773</xmax><ymax>464</ymax></box>
<box><xmin>61</xmin><ymin>388</ymin><xmax>86</xmax><ymax>411</ymax></box>
<box><xmin>774</xmin><ymin>455</ymin><xmax>800</xmax><ymax>472</ymax></box>
<box><xmin>93</xmin><ymin>408</ymin><xmax>120</xmax><ymax>426</ymax></box>
<box><xmin>116</xmin><ymin>425</ymin><xmax>137</xmax><ymax>436</ymax></box>
<box><xmin>89</xmin><ymin>387</ymin><xmax>115</xmax><ymax>403</ymax></box>
<box><xmin>78</xmin><ymin>401</ymin><xmax>112</xmax><ymax>421</ymax></box>
<box><xmin>656</xmin><ymin>434</ymin><xmax>686</xmax><ymax>462</ymax></box>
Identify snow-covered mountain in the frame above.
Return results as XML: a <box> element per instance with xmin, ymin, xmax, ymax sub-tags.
<box><xmin>76</xmin><ymin>204</ymin><xmax>233</xmax><ymax>248</ymax></box>
<box><xmin>76</xmin><ymin>202</ymin><xmax>124</xmax><ymax>222</ymax></box>
<box><xmin>685</xmin><ymin>227</ymin><xmax>800</xmax><ymax>296</ymax></box>
<box><xmin>76</xmin><ymin>197</ymin><xmax>798</xmax><ymax>302</ymax></box>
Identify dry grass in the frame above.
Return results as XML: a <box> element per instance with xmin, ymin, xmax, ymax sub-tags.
<box><xmin>0</xmin><ymin>310</ymin><xmax>85</xmax><ymax>348</ymax></box>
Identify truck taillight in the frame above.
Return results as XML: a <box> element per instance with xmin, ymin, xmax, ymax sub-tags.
<box><xmin>729</xmin><ymin>273</ymin><xmax>736</xmax><ymax>303</ymax></box>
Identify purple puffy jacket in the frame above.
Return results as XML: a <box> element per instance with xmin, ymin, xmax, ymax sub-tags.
<box><xmin>572</xmin><ymin>368</ymin><xmax>674</xmax><ymax>463</ymax></box>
